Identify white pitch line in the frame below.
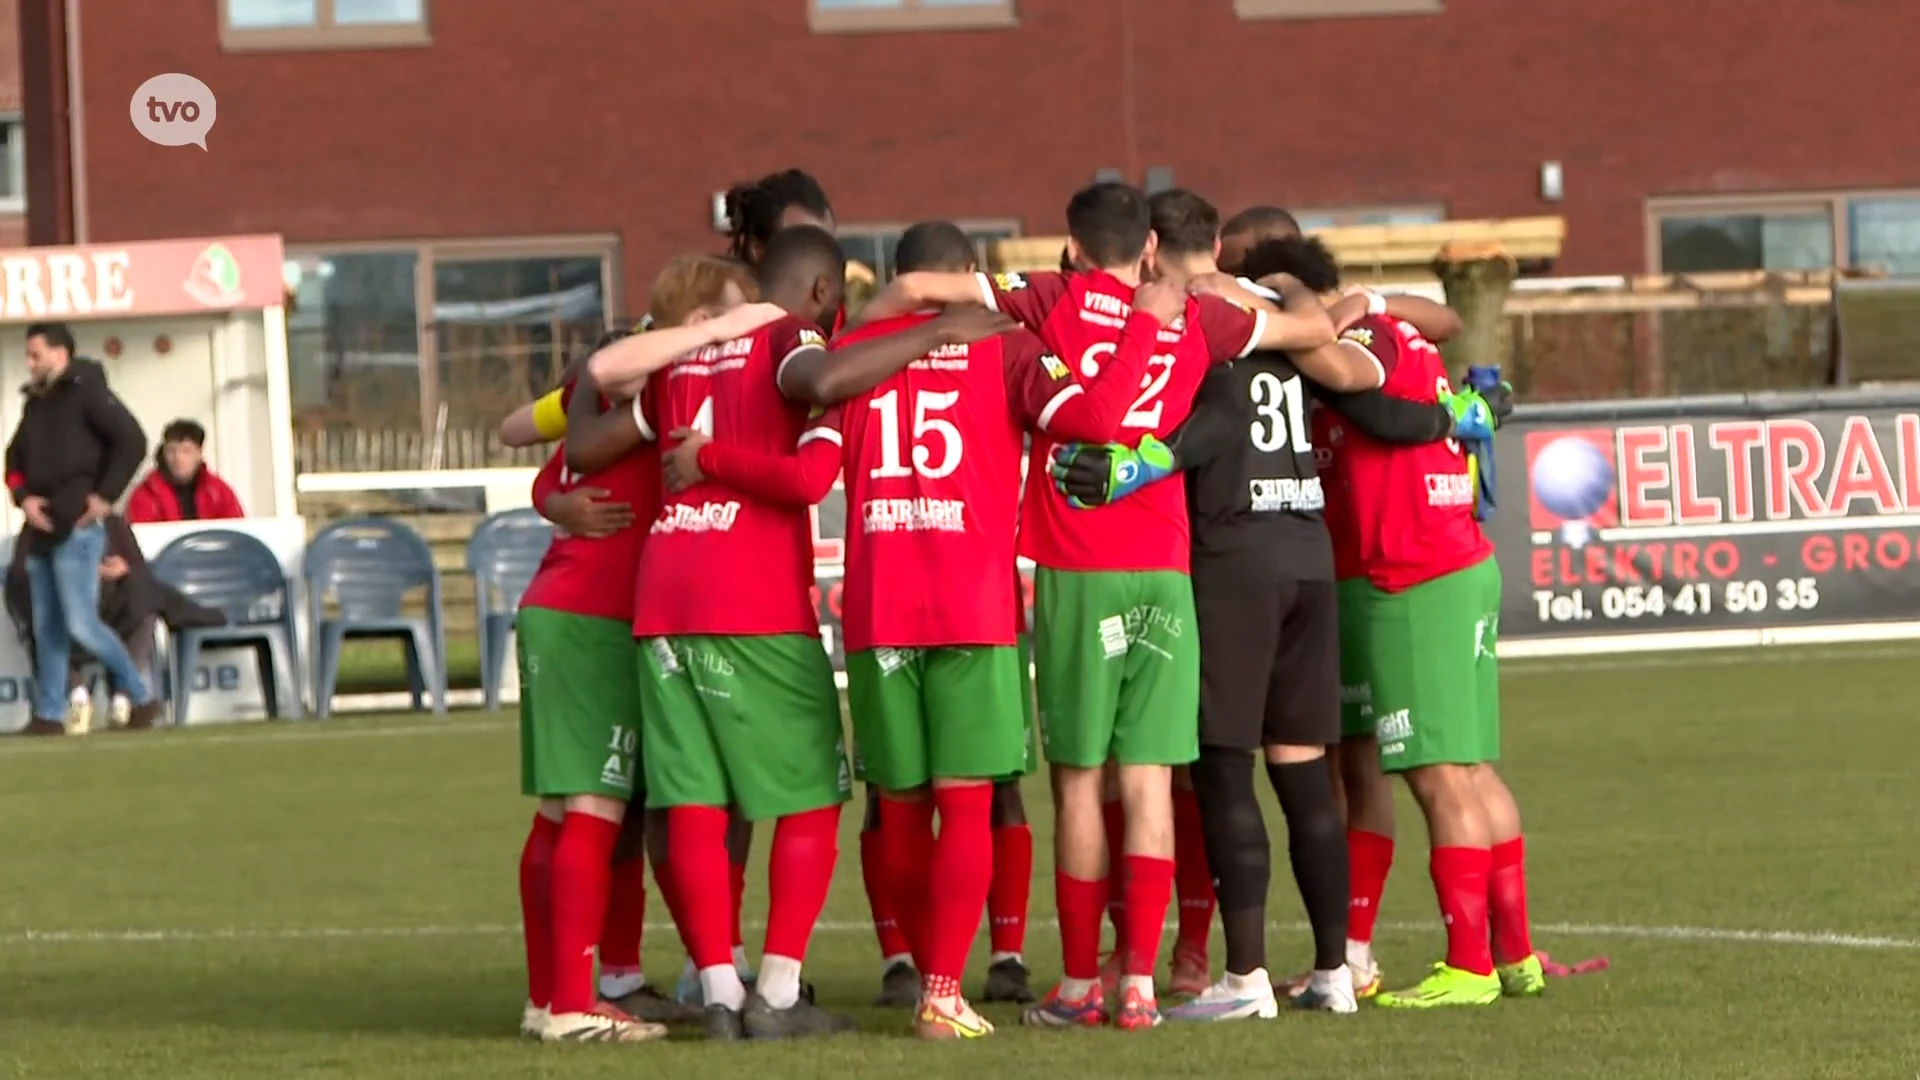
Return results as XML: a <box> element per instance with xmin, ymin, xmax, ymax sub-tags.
<box><xmin>0</xmin><ymin>719</ymin><xmax>513</xmax><ymax>755</ymax></box>
<box><xmin>6</xmin><ymin>918</ymin><xmax>1914</xmax><ymax>952</ymax></box>
<box><xmin>1502</xmin><ymin>643</ymin><xmax>1920</xmax><ymax>676</ymax></box>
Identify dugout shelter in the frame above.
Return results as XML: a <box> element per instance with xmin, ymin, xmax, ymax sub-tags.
<box><xmin>0</xmin><ymin>234</ymin><xmax>303</xmax><ymax>729</ymax></box>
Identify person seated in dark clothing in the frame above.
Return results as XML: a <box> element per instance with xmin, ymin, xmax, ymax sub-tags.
<box><xmin>5</xmin><ymin>514</ymin><xmax>225</xmax><ymax>733</ymax></box>
<box><xmin>126</xmin><ymin>419</ymin><xmax>246</xmax><ymax>524</ymax></box>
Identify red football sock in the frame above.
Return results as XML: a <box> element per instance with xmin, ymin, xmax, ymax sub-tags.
<box><xmin>988</xmin><ymin>823</ymin><xmax>1032</xmax><ymax>955</ymax></box>
<box><xmin>1101</xmin><ymin>798</ymin><xmax>1126</xmax><ymax>941</ymax></box>
<box><xmin>1172</xmin><ymin>788</ymin><xmax>1215</xmax><ymax>959</ymax></box>
<box><xmin>1347</xmin><ymin>829</ymin><xmax>1395</xmax><ymax>945</ymax></box>
<box><xmin>517</xmin><ymin>814</ymin><xmax>561</xmax><ymax>1008</ymax></box>
<box><xmin>923</xmin><ymin>784</ymin><xmax>994</xmax><ymax>990</ymax></box>
<box><xmin>729</xmin><ymin>852</ymin><xmax>747</xmax><ymax>951</ymax></box>
<box><xmin>879</xmin><ymin>796</ymin><xmax>936</xmax><ymax>965</ymax></box>
<box><xmin>1121</xmin><ymin>854</ymin><xmax>1175</xmax><ymax>978</ymax></box>
<box><xmin>1489</xmin><ymin>837</ymin><xmax>1535</xmax><ymax>966</ymax></box>
<box><xmin>1055</xmin><ymin>872</ymin><xmax>1108</xmax><ymax>981</ymax></box>
<box><xmin>667</xmin><ymin>806</ymin><xmax>734</xmax><ymax>971</ymax></box>
<box><xmin>549</xmin><ymin>812</ymin><xmax>620</xmax><ymax>1015</ymax></box>
<box><xmin>860</xmin><ymin>827</ymin><xmax>912</xmax><ymax>960</ymax></box>
<box><xmin>598</xmin><ymin>856</ymin><xmax>647</xmax><ymax>973</ymax></box>
<box><xmin>764</xmin><ymin>805</ymin><xmax>841</xmax><ymax>962</ymax></box>
<box><xmin>1430</xmin><ymin>845</ymin><xmax>1495</xmax><ymax>976</ymax></box>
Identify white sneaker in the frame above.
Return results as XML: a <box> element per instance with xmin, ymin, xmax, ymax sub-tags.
<box><xmin>1164</xmin><ymin>971</ymin><xmax>1279</xmax><ymax>1022</ymax></box>
<box><xmin>541</xmin><ymin>1003</ymin><xmax>667</xmax><ymax>1043</ymax></box>
<box><xmin>1291</xmin><ymin>965</ymin><xmax>1359</xmax><ymax>1014</ymax></box>
<box><xmin>109</xmin><ymin>693</ymin><xmax>131</xmax><ymax>728</ymax></box>
<box><xmin>520</xmin><ymin>1002</ymin><xmax>550</xmax><ymax>1039</ymax></box>
<box><xmin>1347</xmin><ymin>942</ymin><xmax>1383</xmax><ymax>998</ymax></box>
<box><xmin>67</xmin><ymin>688</ymin><xmax>92</xmax><ymax>736</ymax></box>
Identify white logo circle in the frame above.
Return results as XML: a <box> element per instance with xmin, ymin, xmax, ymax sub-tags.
<box><xmin>130</xmin><ymin>74</ymin><xmax>217</xmax><ymax>150</ymax></box>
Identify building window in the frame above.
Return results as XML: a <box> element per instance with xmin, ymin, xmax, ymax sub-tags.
<box><xmin>1848</xmin><ymin>198</ymin><xmax>1920</xmax><ymax>277</ymax></box>
<box><xmin>838</xmin><ymin>221</ymin><xmax>1021</xmax><ymax>282</ymax></box>
<box><xmin>0</xmin><ymin>116</ymin><xmax>24</xmax><ymax>214</ymax></box>
<box><xmin>220</xmin><ymin>0</ymin><xmax>429</xmax><ymax>51</ymax></box>
<box><xmin>1236</xmin><ymin>0</ymin><xmax>1442</xmax><ymax>20</ymax></box>
<box><xmin>1295</xmin><ymin>204</ymin><xmax>1446</xmax><ymax>231</ymax></box>
<box><xmin>286</xmin><ymin>237</ymin><xmax>617</xmax><ymax>470</ymax></box>
<box><xmin>809</xmin><ymin>0</ymin><xmax>1017</xmax><ymax>35</ymax></box>
<box><xmin>1650</xmin><ymin>192</ymin><xmax>1920</xmax><ymax>277</ymax></box>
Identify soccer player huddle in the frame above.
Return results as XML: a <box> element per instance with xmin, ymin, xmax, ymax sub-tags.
<box><xmin>501</xmin><ymin>167</ymin><xmax>1539</xmax><ymax>1045</ymax></box>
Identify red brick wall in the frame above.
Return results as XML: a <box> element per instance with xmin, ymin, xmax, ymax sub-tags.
<box><xmin>72</xmin><ymin>0</ymin><xmax>1920</xmax><ymax>313</ymax></box>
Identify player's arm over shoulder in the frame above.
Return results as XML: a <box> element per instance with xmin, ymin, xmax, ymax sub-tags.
<box><xmin>975</xmin><ymin>270</ymin><xmax>1070</xmax><ymax>330</ymax></box>
<box><xmin>779</xmin><ymin>315</ymin><xmax>948</xmax><ymax>406</ymax></box>
<box><xmin>1335</xmin><ymin>316</ymin><xmax>1400</xmax><ymax>386</ymax></box>
<box><xmin>564</xmin><ymin>373</ymin><xmax>653</xmax><ymax>475</ymax></box>
<box><xmin>999</xmin><ymin>328</ymin><xmax>1076</xmax><ymax>429</ymax></box>
<box><xmin>498</xmin><ymin>384</ymin><xmax>571</xmax><ymax>447</ymax></box>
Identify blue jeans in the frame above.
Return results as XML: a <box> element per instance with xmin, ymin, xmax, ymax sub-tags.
<box><xmin>24</xmin><ymin>522</ymin><xmax>154</xmax><ymax>722</ymax></box>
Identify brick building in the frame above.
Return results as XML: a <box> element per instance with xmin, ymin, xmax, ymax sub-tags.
<box><xmin>20</xmin><ymin>0</ymin><xmax>1920</xmax><ymax>438</ymax></box>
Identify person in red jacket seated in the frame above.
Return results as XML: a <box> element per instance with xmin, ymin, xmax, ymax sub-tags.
<box><xmin>125</xmin><ymin>420</ymin><xmax>245</xmax><ymax>524</ymax></box>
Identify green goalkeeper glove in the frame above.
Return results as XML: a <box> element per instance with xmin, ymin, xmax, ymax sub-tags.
<box><xmin>1049</xmin><ymin>435</ymin><xmax>1177</xmax><ymax>509</ymax></box>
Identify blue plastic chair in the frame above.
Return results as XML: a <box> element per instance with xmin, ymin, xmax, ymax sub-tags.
<box><xmin>151</xmin><ymin>530</ymin><xmax>304</xmax><ymax>726</ymax></box>
<box><xmin>465</xmin><ymin>508</ymin><xmax>552</xmax><ymax>712</ymax></box>
<box><xmin>304</xmin><ymin>517</ymin><xmax>448</xmax><ymax>718</ymax></box>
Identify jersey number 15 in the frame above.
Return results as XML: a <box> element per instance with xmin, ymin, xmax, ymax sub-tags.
<box><xmin>868</xmin><ymin>388</ymin><xmax>962</xmax><ymax>480</ymax></box>
<box><xmin>1250</xmin><ymin>371</ymin><xmax>1310</xmax><ymax>453</ymax></box>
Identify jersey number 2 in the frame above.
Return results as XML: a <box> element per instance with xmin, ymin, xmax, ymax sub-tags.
<box><xmin>1079</xmin><ymin>342</ymin><xmax>1175</xmax><ymax>429</ymax></box>
<box><xmin>1249</xmin><ymin>371</ymin><xmax>1309</xmax><ymax>453</ymax></box>
<box><xmin>868</xmin><ymin>389</ymin><xmax>961</xmax><ymax>480</ymax></box>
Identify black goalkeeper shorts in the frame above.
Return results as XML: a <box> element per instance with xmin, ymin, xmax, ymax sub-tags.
<box><xmin>1194</xmin><ymin>573</ymin><xmax>1340</xmax><ymax>752</ymax></box>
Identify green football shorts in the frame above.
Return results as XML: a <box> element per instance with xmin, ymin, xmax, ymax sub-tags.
<box><xmin>1347</xmin><ymin>556</ymin><xmax>1501</xmax><ymax>773</ymax></box>
<box><xmin>518</xmin><ymin>607</ymin><xmax>643</xmax><ymax>799</ymax></box>
<box><xmin>636</xmin><ymin>633</ymin><xmax>850</xmax><ymax>821</ymax></box>
<box><xmin>1031</xmin><ymin>567</ymin><xmax>1199</xmax><ymax>768</ymax></box>
<box><xmin>846</xmin><ymin>645</ymin><xmax>1027</xmax><ymax>791</ymax></box>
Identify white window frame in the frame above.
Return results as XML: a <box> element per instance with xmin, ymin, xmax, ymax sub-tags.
<box><xmin>219</xmin><ymin>0</ymin><xmax>431</xmax><ymax>52</ymax></box>
<box><xmin>809</xmin><ymin>0</ymin><xmax>1017</xmax><ymax>35</ymax></box>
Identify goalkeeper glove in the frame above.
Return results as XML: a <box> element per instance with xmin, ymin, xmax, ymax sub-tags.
<box><xmin>1442</xmin><ymin>387</ymin><xmax>1496</xmax><ymax>442</ymax></box>
<box><xmin>1050</xmin><ymin>435</ymin><xmax>1176</xmax><ymax>509</ymax></box>
<box><xmin>1440</xmin><ymin>387</ymin><xmax>1499</xmax><ymax>520</ymax></box>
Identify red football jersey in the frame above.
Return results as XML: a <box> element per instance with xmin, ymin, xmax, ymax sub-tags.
<box><xmin>631</xmin><ymin>314</ymin><xmax>840</xmax><ymax>637</ymax></box>
<box><xmin>833</xmin><ymin>314</ymin><xmax>1056</xmax><ymax>651</ymax></box>
<box><xmin>981</xmin><ymin>269</ymin><xmax>1264</xmax><ymax>572</ymax></box>
<box><xmin>1312</xmin><ymin>315</ymin><xmax>1492</xmax><ymax>592</ymax></box>
<box><xmin>521</xmin><ymin>388</ymin><xmax>658</xmax><ymax>622</ymax></box>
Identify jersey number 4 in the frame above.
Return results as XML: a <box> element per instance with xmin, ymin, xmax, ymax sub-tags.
<box><xmin>868</xmin><ymin>388</ymin><xmax>961</xmax><ymax>480</ymax></box>
<box><xmin>1249</xmin><ymin>371</ymin><xmax>1310</xmax><ymax>453</ymax></box>
<box><xmin>1079</xmin><ymin>343</ymin><xmax>1175</xmax><ymax>430</ymax></box>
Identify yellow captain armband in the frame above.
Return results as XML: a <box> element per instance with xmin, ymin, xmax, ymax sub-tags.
<box><xmin>530</xmin><ymin>388</ymin><xmax>569</xmax><ymax>440</ymax></box>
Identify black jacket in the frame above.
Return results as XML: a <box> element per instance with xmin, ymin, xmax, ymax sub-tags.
<box><xmin>4</xmin><ymin>358</ymin><xmax>145</xmax><ymax>551</ymax></box>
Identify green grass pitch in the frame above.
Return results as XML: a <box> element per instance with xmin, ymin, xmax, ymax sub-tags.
<box><xmin>1</xmin><ymin>644</ymin><xmax>1915</xmax><ymax>1079</ymax></box>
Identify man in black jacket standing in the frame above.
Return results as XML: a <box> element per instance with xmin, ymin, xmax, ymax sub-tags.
<box><xmin>4</xmin><ymin>323</ymin><xmax>161</xmax><ymax>734</ymax></box>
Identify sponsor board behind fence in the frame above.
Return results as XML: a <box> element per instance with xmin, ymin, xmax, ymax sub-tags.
<box><xmin>1487</xmin><ymin>389</ymin><xmax>1920</xmax><ymax>654</ymax></box>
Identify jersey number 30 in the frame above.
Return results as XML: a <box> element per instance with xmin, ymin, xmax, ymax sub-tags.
<box><xmin>868</xmin><ymin>389</ymin><xmax>962</xmax><ymax>480</ymax></box>
<box><xmin>1249</xmin><ymin>371</ymin><xmax>1310</xmax><ymax>453</ymax></box>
